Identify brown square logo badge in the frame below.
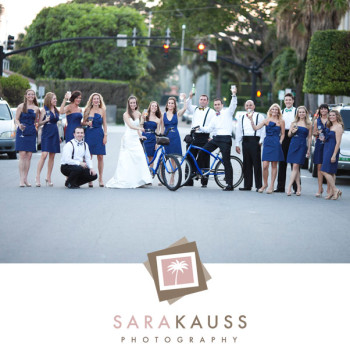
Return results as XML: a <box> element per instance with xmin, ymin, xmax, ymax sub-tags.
<box><xmin>144</xmin><ymin>237</ymin><xmax>211</xmax><ymax>304</ymax></box>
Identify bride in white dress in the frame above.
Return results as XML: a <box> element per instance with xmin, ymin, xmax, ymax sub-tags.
<box><xmin>106</xmin><ymin>96</ymin><xmax>152</xmax><ymax>188</ymax></box>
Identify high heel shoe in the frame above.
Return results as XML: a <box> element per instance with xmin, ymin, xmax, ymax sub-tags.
<box><xmin>35</xmin><ymin>182</ymin><xmax>41</xmax><ymax>187</ymax></box>
<box><xmin>296</xmin><ymin>191</ymin><xmax>301</xmax><ymax>196</ymax></box>
<box><xmin>286</xmin><ymin>191</ymin><xmax>292</xmax><ymax>196</ymax></box>
<box><xmin>45</xmin><ymin>179</ymin><xmax>53</xmax><ymax>187</ymax></box>
<box><xmin>266</xmin><ymin>188</ymin><xmax>273</xmax><ymax>194</ymax></box>
<box><xmin>258</xmin><ymin>186</ymin><xmax>267</xmax><ymax>193</ymax></box>
<box><xmin>24</xmin><ymin>182</ymin><xmax>32</xmax><ymax>187</ymax></box>
<box><xmin>99</xmin><ymin>182</ymin><xmax>104</xmax><ymax>187</ymax></box>
<box><xmin>332</xmin><ymin>189</ymin><xmax>342</xmax><ymax>200</ymax></box>
<box><xmin>325</xmin><ymin>192</ymin><xmax>334</xmax><ymax>200</ymax></box>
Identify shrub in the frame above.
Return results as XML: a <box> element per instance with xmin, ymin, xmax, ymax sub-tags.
<box><xmin>0</xmin><ymin>74</ymin><xmax>31</xmax><ymax>106</ymax></box>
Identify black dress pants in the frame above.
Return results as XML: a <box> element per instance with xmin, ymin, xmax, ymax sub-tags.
<box><xmin>61</xmin><ymin>164</ymin><xmax>98</xmax><ymax>187</ymax></box>
<box><xmin>277</xmin><ymin>130</ymin><xmax>298</xmax><ymax>191</ymax></box>
<box><xmin>242</xmin><ymin>136</ymin><xmax>262</xmax><ymax>189</ymax></box>
<box><xmin>186</xmin><ymin>133</ymin><xmax>210</xmax><ymax>186</ymax></box>
<box><xmin>197</xmin><ymin>135</ymin><xmax>233</xmax><ymax>187</ymax></box>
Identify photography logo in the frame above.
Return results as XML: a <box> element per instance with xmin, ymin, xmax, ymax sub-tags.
<box><xmin>144</xmin><ymin>237</ymin><xmax>211</xmax><ymax>304</ymax></box>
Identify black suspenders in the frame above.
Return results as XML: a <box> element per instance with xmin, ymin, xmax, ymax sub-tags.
<box><xmin>242</xmin><ymin>113</ymin><xmax>259</xmax><ymax>136</ymax></box>
<box><xmin>69</xmin><ymin>141</ymin><xmax>86</xmax><ymax>159</ymax></box>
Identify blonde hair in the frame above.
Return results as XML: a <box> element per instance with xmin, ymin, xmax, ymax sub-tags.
<box><xmin>84</xmin><ymin>93</ymin><xmax>106</xmax><ymax>122</ymax></box>
<box><xmin>294</xmin><ymin>106</ymin><xmax>311</xmax><ymax>127</ymax></box>
<box><xmin>23</xmin><ymin>89</ymin><xmax>38</xmax><ymax>113</ymax></box>
<box><xmin>267</xmin><ymin>103</ymin><xmax>282</xmax><ymax>120</ymax></box>
<box><xmin>328</xmin><ymin>110</ymin><xmax>344</xmax><ymax>130</ymax></box>
<box><xmin>43</xmin><ymin>92</ymin><xmax>59</xmax><ymax>115</ymax></box>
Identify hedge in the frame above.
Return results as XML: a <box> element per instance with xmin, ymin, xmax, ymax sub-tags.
<box><xmin>0</xmin><ymin>74</ymin><xmax>31</xmax><ymax>106</ymax></box>
<box><xmin>303</xmin><ymin>30</ymin><xmax>350</xmax><ymax>96</ymax></box>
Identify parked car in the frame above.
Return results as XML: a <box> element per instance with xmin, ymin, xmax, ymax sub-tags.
<box><xmin>183</xmin><ymin>111</ymin><xmax>193</xmax><ymax>125</ymax></box>
<box><xmin>309</xmin><ymin>105</ymin><xmax>350</xmax><ymax>177</ymax></box>
<box><xmin>232</xmin><ymin>111</ymin><xmax>267</xmax><ymax>140</ymax></box>
<box><xmin>0</xmin><ymin>99</ymin><xmax>17</xmax><ymax>159</ymax></box>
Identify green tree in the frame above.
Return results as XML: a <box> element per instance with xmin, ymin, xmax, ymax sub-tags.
<box><xmin>274</xmin><ymin>0</ymin><xmax>350</xmax><ymax>109</ymax></box>
<box><xmin>0</xmin><ymin>74</ymin><xmax>31</xmax><ymax>106</ymax></box>
<box><xmin>23</xmin><ymin>3</ymin><xmax>148</xmax><ymax>81</ymax></box>
<box><xmin>8</xmin><ymin>55</ymin><xmax>36</xmax><ymax>78</ymax></box>
<box><xmin>303</xmin><ymin>30</ymin><xmax>350</xmax><ymax>96</ymax></box>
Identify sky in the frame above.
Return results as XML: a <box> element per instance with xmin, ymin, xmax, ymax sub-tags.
<box><xmin>0</xmin><ymin>0</ymin><xmax>66</xmax><ymax>41</ymax></box>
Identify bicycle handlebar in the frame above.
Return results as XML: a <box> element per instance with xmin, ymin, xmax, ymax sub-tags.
<box><xmin>155</xmin><ymin>127</ymin><xmax>174</xmax><ymax>137</ymax></box>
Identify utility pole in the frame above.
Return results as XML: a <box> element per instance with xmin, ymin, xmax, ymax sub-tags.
<box><xmin>181</xmin><ymin>24</ymin><xmax>186</xmax><ymax>57</ymax></box>
<box><xmin>147</xmin><ymin>12</ymin><xmax>152</xmax><ymax>46</ymax></box>
<box><xmin>132</xmin><ymin>28</ymin><xmax>137</xmax><ymax>47</ymax></box>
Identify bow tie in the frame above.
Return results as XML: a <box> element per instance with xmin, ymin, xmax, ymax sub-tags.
<box><xmin>216</xmin><ymin>112</ymin><xmax>220</xmax><ymax>116</ymax></box>
<box><xmin>77</xmin><ymin>141</ymin><xmax>84</xmax><ymax>146</ymax></box>
<box><xmin>198</xmin><ymin>107</ymin><xmax>205</xmax><ymax>111</ymax></box>
<box><xmin>285</xmin><ymin>108</ymin><xmax>293</xmax><ymax>112</ymax></box>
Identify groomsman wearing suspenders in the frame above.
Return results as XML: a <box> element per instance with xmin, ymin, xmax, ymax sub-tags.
<box><xmin>235</xmin><ymin>100</ymin><xmax>265</xmax><ymax>191</ymax></box>
<box><xmin>186</xmin><ymin>92</ymin><xmax>216</xmax><ymax>187</ymax></box>
<box><xmin>61</xmin><ymin>126</ymin><xmax>97</xmax><ymax>188</ymax></box>
<box><xmin>275</xmin><ymin>93</ymin><xmax>298</xmax><ymax>193</ymax></box>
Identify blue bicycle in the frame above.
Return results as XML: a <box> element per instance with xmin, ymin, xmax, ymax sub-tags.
<box><xmin>175</xmin><ymin>129</ymin><xmax>243</xmax><ymax>188</ymax></box>
<box><xmin>141</xmin><ymin>128</ymin><xmax>182</xmax><ymax>191</ymax></box>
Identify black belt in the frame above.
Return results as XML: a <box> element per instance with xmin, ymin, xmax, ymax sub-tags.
<box><xmin>144</xmin><ymin>129</ymin><xmax>155</xmax><ymax>133</ymax></box>
<box><xmin>242</xmin><ymin>136</ymin><xmax>260</xmax><ymax>141</ymax></box>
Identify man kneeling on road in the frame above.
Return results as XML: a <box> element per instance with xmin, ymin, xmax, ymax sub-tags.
<box><xmin>196</xmin><ymin>87</ymin><xmax>237</xmax><ymax>191</ymax></box>
<box><xmin>61</xmin><ymin>126</ymin><xmax>97</xmax><ymax>188</ymax></box>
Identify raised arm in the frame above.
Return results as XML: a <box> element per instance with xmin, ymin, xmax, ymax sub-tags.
<box><xmin>186</xmin><ymin>91</ymin><xmax>195</xmax><ymax>114</ymax></box>
<box><xmin>177</xmin><ymin>94</ymin><xmax>188</xmax><ymax>118</ymax></box>
<box><xmin>227</xmin><ymin>94</ymin><xmax>237</xmax><ymax>116</ymax></box>
<box><xmin>249</xmin><ymin>116</ymin><xmax>267</xmax><ymax>131</ymax></box>
<box><xmin>59</xmin><ymin>92</ymin><xmax>71</xmax><ymax>114</ymax></box>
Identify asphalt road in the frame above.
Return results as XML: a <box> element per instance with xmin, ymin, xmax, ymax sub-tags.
<box><xmin>0</xmin><ymin>120</ymin><xmax>349</xmax><ymax>263</ymax></box>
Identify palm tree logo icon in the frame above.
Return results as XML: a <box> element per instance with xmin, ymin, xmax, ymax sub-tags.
<box><xmin>167</xmin><ymin>259</ymin><xmax>189</xmax><ymax>285</ymax></box>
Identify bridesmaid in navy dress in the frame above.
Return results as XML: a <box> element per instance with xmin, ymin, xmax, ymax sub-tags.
<box><xmin>15</xmin><ymin>89</ymin><xmax>40</xmax><ymax>187</ymax></box>
<box><xmin>250</xmin><ymin>103</ymin><xmax>285</xmax><ymax>194</ymax></box>
<box><xmin>312</xmin><ymin>104</ymin><xmax>329</xmax><ymax>197</ymax></box>
<box><xmin>321</xmin><ymin>110</ymin><xmax>344</xmax><ymax>200</ymax></box>
<box><xmin>59</xmin><ymin>90</ymin><xmax>83</xmax><ymax>142</ymax></box>
<box><xmin>286</xmin><ymin>106</ymin><xmax>312</xmax><ymax>196</ymax></box>
<box><xmin>83</xmin><ymin>93</ymin><xmax>107</xmax><ymax>187</ymax></box>
<box><xmin>162</xmin><ymin>96</ymin><xmax>187</xmax><ymax>156</ymax></box>
<box><xmin>35</xmin><ymin>92</ymin><xmax>60</xmax><ymax>187</ymax></box>
<box><xmin>140</xmin><ymin>101</ymin><xmax>161</xmax><ymax>165</ymax></box>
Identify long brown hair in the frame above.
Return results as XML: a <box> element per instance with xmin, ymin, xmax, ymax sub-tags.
<box><xmin>23</xmin><ymin>89</ymin><xmax>38</xmax><ymax>113</ymax></box>
<box><xmin>43</xmin><ymin>92</ymin><xmax>59</xmax><ymax>115</ymax></box>
<box><xmin>327</xmin><ymin>110</ymin><xmax>344</xmax><ymax>130</ymax></box>
<box><xmin>126</xmin><ymin>95</ymin><xmax>138</xmax><ymax>120</ymax></box>
<box><xmin>146</xmin><ymin>101</ymin><xmax>161</xmax><ymax>121</ymax></box>
<box><xmin>165</xmin><ymin>97</ymin><xmax>177</xmax><ymax>114</ymax></box>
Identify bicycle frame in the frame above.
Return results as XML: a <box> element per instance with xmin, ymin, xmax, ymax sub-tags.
<box><xmin>181</xmin><ymin>144</ymin><xmax>224</xmax><ymax>177</ymax></box>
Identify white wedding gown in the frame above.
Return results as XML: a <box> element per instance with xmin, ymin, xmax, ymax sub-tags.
<box><xmin>106</xmin><ymin>118</ymin><xmax>152</xmax><ymax>188</ymax></box>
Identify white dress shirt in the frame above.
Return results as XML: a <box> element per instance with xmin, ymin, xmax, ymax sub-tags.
<box><xmin>186</xmin><ymin>98</ymin><xmax>216</xmax><ymax>132</ymax></box>
<box><xmin>282</xmin><ymin>107</ymin><xmax>297</xmax><ymax>130</ymax></box>
<box><xmin>199</xmin><ymin>96</ymin><xmax>237</xmax><ymax>136</ymax></box>
<box><xmin>235</xmin><ymin>112</ymin><xmax>266</xmax><ymax>147</ymax></box>
<box><xmin>61</xmin><ymin>138</ymin><xmax>93</xmax><ymax>169</ymax></box>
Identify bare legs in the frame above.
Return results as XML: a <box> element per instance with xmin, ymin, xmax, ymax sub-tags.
<box><xmin>19</xmin><ymin>151</ymin><xmax>32</xmax><ymax>186</ymax></box>
<box><xmin>35</xmin><ymin>152</ymin><xmax>56</xmax><ymax>186</ymax></box>
<box><xmin>259</xmin><ymin>161</ymin><xmax>278</xmax><ymax>193</ymax></box>
<box><xmin>287</xmin><ymin>163</ymin><xmax>301</xmax><ymax>195</ymax></box>
<box><xmin>97</xmin><ymin>154</ymin><xmax>104</xmax><ymax>186</ymax></box>
<box><xmin>316</xmin><ymin>164</ymin><xmax>323</xmax><ymax>196</ymax></box>
<box><xmin>321</xmin><ymin>171</ymin><xmax>341</xmax><ymax>199</ymax></box>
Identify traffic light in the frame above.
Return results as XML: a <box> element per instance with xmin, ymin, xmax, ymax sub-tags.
<box><xmin>197</xmin><ymin>43</ymin><xmax>205</xmax><ymax>55</ymax></box>
<box><xmin>256</xmin><ymin>90</ymin><xmax>262</xmax><ymax>98</ymax></box>
<box><xmin>7</xmin><ymin>35</ymin><xmax>15</xmax><ymax>50</ymax></box>
<box><xmin>163</xmin><ymin>43</ymin><xmax>169</xmax><ymax>57</ymax></box>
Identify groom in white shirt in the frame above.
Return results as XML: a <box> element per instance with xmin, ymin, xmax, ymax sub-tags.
<box><xmin>61</xmin><ymin>127</ymin><xmax>97</xmax><ymax>188</ymax></box>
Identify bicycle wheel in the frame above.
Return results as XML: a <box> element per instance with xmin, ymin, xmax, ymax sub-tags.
<box><xmin>156</xmin><ymin>162</ymin><xmax>165</xmax><ymax>185</ymax></box>
<box><xmin>214</xmin><ymin>155</ymin><xmax>243</xmax><ymax>189</ymax></box>
<box><xmin>161</xmin><ymin>154</ymin><xmax>182</xmax><ymax>191</ymax></box>
<box><xmin>172</xmin><ymin>155</ymin><xmax>192</xmax><ymax>187</ymax></box>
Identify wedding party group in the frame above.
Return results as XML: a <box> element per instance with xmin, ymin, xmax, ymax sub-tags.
<box><xmin>14</xmin><ymin>87</ymin><xmax>344</xmax><ymax>199</ymax></box>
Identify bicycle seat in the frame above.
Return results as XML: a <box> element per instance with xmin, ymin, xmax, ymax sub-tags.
<box><xmin>156</xmin><ymin>136</ymin><xmax>170</xmax><ymax>145</ymax></box>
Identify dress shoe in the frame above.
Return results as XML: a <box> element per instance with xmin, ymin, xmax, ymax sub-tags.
<box><xmin>273</xmin><ymin>189</ymin><xmax>284</xmax><ymax>193</ymax></box>
<box><xmin>223</xmin><ymin>185</ymin><xmax>234</xmax><ymax>191</ymax></box>
<box><xmin>66</xmin><ymin>183</ymin><xmax>79</xmax><ymax>189</ymax></box>
<box><xmin>239</xmin><ymin>187</ymin><xmax>251</xmax><ymax>191</ymax></box>
<box><xmin>201</xmin><ymin>184</ymin><xmax>207</xmax><ymax>188</ymax></box>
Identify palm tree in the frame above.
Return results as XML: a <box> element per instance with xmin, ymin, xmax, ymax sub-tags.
<box><xmin>167</xmin><ymin>260</ymin><xmax>189</xmax><ymax>285</ymax></box>
<box><xmin>275</xmin><ymin>0</ymin><xmax>350</xmax><ymax>108</ymax></box>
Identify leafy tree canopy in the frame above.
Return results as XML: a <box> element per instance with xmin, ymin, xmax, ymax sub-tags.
<box><xmin>23</xmin><ymin>3</ymin><xmax>148</xmax><ymax>81</ymax></box>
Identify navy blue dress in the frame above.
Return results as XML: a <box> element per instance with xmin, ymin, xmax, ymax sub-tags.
<box><xmin>163</xmin><ymin>112</ymin><xmax>182</xmax><ymax>156</ymax></box>
<box><xmin>262</xmin><ymin>121</ymin><xmax>284</xmax><ymax>162</ymax></box>
<box><xmin>313</xmin><ymin>117</ymin><xmax>327</xmax><ymax>164</ymax></box>
<box><xmin>287</xmin><ymin>126</ymin><xmax>309</xmax><ymax>165</ymax></box>
<box><xmin>15</xmin><ymin>108</ymin><xmax>37</xmax><ymax>152</ymax></box>
<box><xmin>84</xmin><ymin>113</ymin><xmax>106</xmax><ymax>155</ymax></box>
<box><xmin>41</xmin><ymin>107</ymin><xmax>60</xmax><ymax>153</ymax></box>
<box><xmin>321</xmin><ymin>129</ymin><xmax>339</xmax><ymax>174</ymax></box>
<box><xmin>65</xmin><ymin>112</ymin><xmax>82</xmax><ymax>142</ymax></box>
<box><xmin>142</xmin><ymin>120</ymin><xmax>157</xmax><ymax>157</ymax></box>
